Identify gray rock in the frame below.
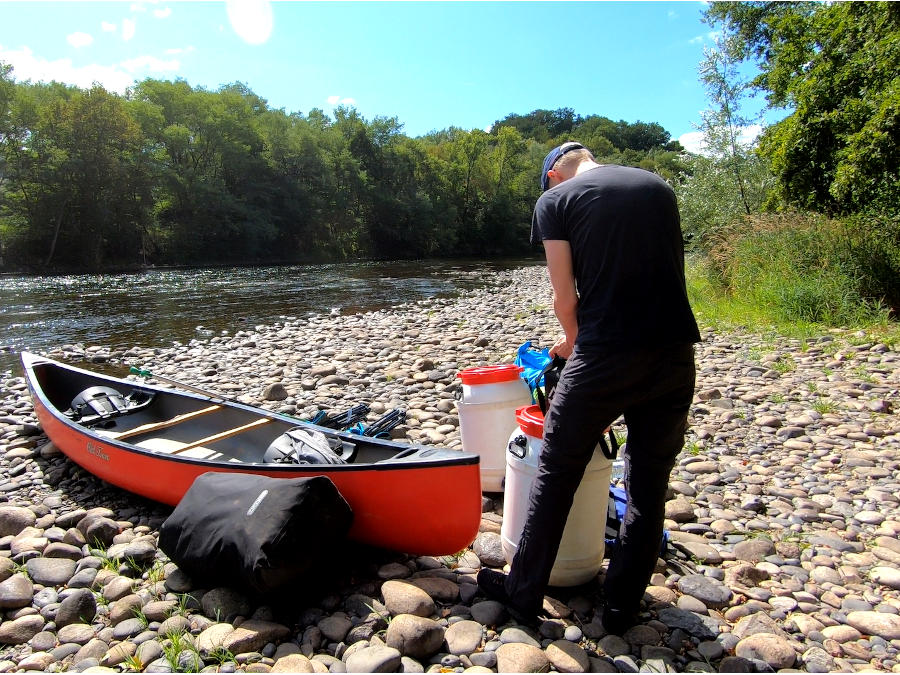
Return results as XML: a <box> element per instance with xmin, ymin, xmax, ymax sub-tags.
<box><xmin>677</xmin><ymin>574</ymin><xmax>733</xmax><ymax>609</ymax></box>
<box><xmin>381</xmin><ymin>580</ymin><xmax>435</xmax><ymax>618</ymax></box>
<box><xmin>444</xmin><ymin>619</ymin><xmax>483</xmax><ymax>654</ymax></box>
<box><xmin>546</xmin><ymin>639</ymin><xmax>590</xmax><ymax>672</ymax></box>
<box><xmin>846</xmin><ymin>610</ymin><xmax>900</xmax><ymax>640</ymax></box>
<box><xmin>384</xmin><ymin>614</ymin><xmax>445</xmax><ymax>659</ymax></box>
<box><xmin>656</xmin><ymin>608</ymin><xmax>718</xmax><ymax>640</ymax></box>
<box><xmin>0</xmin><ymin>614</ymin><xmax>45</xmax><ymax>645</ymax></box>
<box><xmin>0</xmin><ymin>506</ymin><xmax>37</xmax><ymax>537</ymax></box>
<box><xmin>469</xmin><ymin>600</ymin><xmax>505</xmax><ymax>626</ymax></box>
<box><xmin>734</xmin><ymin>633</ymin><xmax>796</xmax><ymax>669</ymax></box>
<box><xmin>56</xmin><ymin>588</ymin><xmax>97</xmax><ymax>627</ymax></box>
<box><xmin>319</xmin><ymin>614</ymin><xmax>353</xmax><ymax>642</ymax></box>
<box><xmin>733</xmin><ymin>538</ymin><xmax>776</xmax><ymax>562</ymax></box>
<box><xmin>496</xmin><ymin>643</ymin><xmax>549</xmax><ymax>673</ymax></box>
<box><xmin>0</xmin><ymin>572</ymin><xmax>33</xmax><ymax>609</ymax></box>
<box><xmin>201</xmin><ymin>587</ymin><xmax>252</xmax><ymax>621</ymax></box>
<box><xmin>472</xmin><ymin>532</ymin><xmax>506</xmax><ymax>567</ymax></box>
<box><xmin>344</xmin><ymin>644</ymin><xmax>402</xmax><ymax>673</ymax></box>
<box><xmin>499</xmin><ymin>627</ymin><xmax>540</xmax><ymax>648</ymax></box>
<box><xmin>221</xmin><ymin>619</ymin><xmax>291</xmax><ymax>654</ymax></box>
<box><xmin>57</xmin><ymin>622</ymin><xmax>96</xmax><ymax>645</ymax></box>
<box><xmin>25</xmin><ymin>557</ymin><xmax>76</xmax><ymax>585</ymax></box>
<box><xmin>802</xmin><ymin>646</ymin><xmax>835</xmax><ymax>673</ymax></box>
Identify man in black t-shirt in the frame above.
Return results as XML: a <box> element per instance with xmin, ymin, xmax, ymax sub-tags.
<box><xmin>477</xmin><ymin>142</ymin><xmax>700</xmax><ymax>633</ymax></box>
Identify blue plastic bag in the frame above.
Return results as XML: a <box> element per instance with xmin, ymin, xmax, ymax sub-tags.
<box><xmin>515</xmin><ymin>341</ymin><xmax>553</xmax><ymax>394</ymax></box>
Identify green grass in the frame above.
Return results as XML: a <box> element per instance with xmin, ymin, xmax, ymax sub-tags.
<box><xmin>686</xmin><ymin>258</ymin><xmax>900</xmax><ymax>344</ymax></box>
<box><xmin>812</xmin><ymin>399</ymin><xmax>838</xmax><ymax>414</ymax></box>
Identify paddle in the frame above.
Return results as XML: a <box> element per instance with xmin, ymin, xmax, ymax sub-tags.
<box><xmin>129</xmin><ymin>366</ymin><xmax>237</xmax><ymax>403</ymax></box>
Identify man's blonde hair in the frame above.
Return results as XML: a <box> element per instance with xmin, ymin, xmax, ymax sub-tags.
<box><xmin>554</xmin><ymin>147</ymin><xmax>596</xmax><ymax>172</ymax></box>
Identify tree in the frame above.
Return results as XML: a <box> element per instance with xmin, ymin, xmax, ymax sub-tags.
<box><xmin>705</xmin><ymin>1</ymin><xmax>900</xmax><ymax>215</ymax></box>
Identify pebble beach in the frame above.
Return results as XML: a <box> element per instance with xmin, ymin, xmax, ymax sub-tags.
<box><xmin>1</xmin><ymin>264</ymin><xmax>898</xmax><ymax>673</ymax></box>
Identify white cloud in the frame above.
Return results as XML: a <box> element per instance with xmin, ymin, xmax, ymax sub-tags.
<box><xmin>67</xmin><ymin>32</ymin><xmax>94</xmax><ymax>48</ymax></box>
<box><xmin>679</xmin><ymin>131</ymin><xmax>706</xmax><ymax>155</ymax></box>
<box><xmin>327</xmin><ymin>96</ymin><xmax>356</xmax><ymax>106</ymax></box>
<box><xmin>130</xmin><ymin>3</ymin><xmax>147</xmax><ymax>12</ymax></box>
<box><xmin>153</xmin><ymin>7</ymin><xmax>171</xmax><ymax>19</ymax></box>
<box><xmin>679</xmin><ymin>125</ymin><xmax>764</xmax><ymax>156</ymax></box>
<box><xmin>668</xmin><ymin>10</ymin><xmax>678</xmax><ymax>19</ymax></box>
<box><xmin>120</xmin><ymin>55</ymin><xmax>180</xmax><ymax>73</ymax></box>
<box><xmin>101</xmin><ymin>22</ymin><xmax>117</xmax><ymax>33</ymax></box>
<box><xmin>0</xmin><ymin>44</ymin><xmax>133</xmax><ymax>92</ymax></box>
<box><xmin>122</xmin><ymin>18</ymin><xmax>136</xmax><ymax>41</ymax></box>
<box><xmin>0</xmin><ymin>43</ymin><xmax>180</xmax><ymax>93</ymax></box>
<box><xmin>226</xmin><ymin>0</ymin><xmax>273</xmax><ymax>45</ymax></box>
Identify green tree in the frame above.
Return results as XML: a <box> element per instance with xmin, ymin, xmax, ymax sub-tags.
<box><xmin>705</xmin><ymin>1</ymin><xmax>900</xmax><ymax>214</ymax></box>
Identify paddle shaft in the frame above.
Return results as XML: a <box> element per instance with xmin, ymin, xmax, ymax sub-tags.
<box><xmin>129</xmin><ymin>367</ymin><xmax>237</xmax><ymax>403</ymax></box>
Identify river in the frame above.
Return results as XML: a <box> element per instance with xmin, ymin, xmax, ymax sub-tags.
<box><xmin>0</xmin><ymin>259</ymin><xmax>541</xmax><ymax>375</ymax></box>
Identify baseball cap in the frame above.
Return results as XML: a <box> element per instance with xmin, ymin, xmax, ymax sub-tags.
<box><xmin>540</xmin><ymin>141</ymin><xmax>586</xmax><ymax>191</ymax></box>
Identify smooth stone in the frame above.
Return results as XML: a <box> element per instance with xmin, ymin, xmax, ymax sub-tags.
<box><xmin>0</xmin><ymin>506</ymin><xmax>37</xmax><ymax>537</ymax></box>
<box><xmin>56</xmin><ymin>588</ymin><xmax>98</xmax><ymax>627</ymax></box>
<box><xmin>381</xmin><ymin>580</ymin><xmax>435</xmax><ymax>618</ymax></box>
<box><xmin>0</xmin><ymin>614</ymin><xmax>45</xmax><ymax>645</ymax></box>
<box><xmin>344</xmin><ymin>644</ymin><xmax>402</xmax><ymax>673</ymax></box>
<box><xmin>495</xmin><ymin>643</ymin><xmax>549</xmax><ymax>673</ymax></box>
<box><xmin>846</xmin><ymin>611</ymin><xmax>900</xmax><ymax>639</ymax></box>
<box><xmin>871</xmin><ymin>567</ymin><xmax>900</xmax><ymax>590</ymax></box>
<box><xmin>25</xmin><ymin>557</ymin><xmax>76</xmax><ymax>585</ymax></box>
<box><xmin>384</xmin><ymin>614</ymin><xmax>445</xmax><ymax>660</ymax></box>
<box><xmin>272</xmin><ymin>654</ymin><xmax>315</xmax><ymax>672</ymax></box>
<box><xmin>0</xmin><ymin>573</ymin><xmax>33</xmax><ymax>609</ymax></box>
<box><xmin>196</xmin><ymin>623</ymin><xmax>236</xmax><ymax>654</ymax></box>
<box><xmin>677</xmin><ymin>574</ymin><xmax>732</xmax><ymax>608</ymax></box>
<box><xmin>469</xmin><ymin>600</ymin><xmax>505</xmax><ymax>626</ymax></box>
<box><xmin>57</xmin><ymin>622</ymin><xmax>96</xmax><ymax>645</ymax></box>
<box><xmin>546</xmin><ymin>639</ymin><xmax>590</xmax><ymax>672</ymax></box>
<box><xmin>221</xmin><ymin>619</ymin><xmax>291</xmax><ymax>654</ymax></box>
<box><xmin>444</xmin><ymin>620</ymin><xmax>483</xmax><ymax>655</ymax></box>
<box><xmin>499</xmin><ymin>627</ymin><xmax>540</xmax><ymax>648</ymax></box>
<box><xmin>733</xmin><ymin>538</ymin><xmax>776</xmax><ymax>562</ymax></box>
<box><xmin>201</xmin><ymin>587</ymin><xmax>252</xmax><ymax>620</ymax></box>
<box><xmin>735</xmin><ymin>634</ymin><xmax>796</xmax><ymax>669</ymax></box>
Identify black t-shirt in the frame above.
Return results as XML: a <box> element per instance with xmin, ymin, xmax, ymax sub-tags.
<box><xmin>531</xmin><ymin>164</ymin><xmax>700</xmax><ymax>351</ymax></box>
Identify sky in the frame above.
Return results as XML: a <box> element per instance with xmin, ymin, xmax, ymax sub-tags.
<box><xmin>0</xmin><ymin>1</ymin><xmax>777</xmax><ymax>153</ymax></box>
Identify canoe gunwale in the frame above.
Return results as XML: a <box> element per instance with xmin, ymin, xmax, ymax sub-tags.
<box><xmin>21</xmin><ymin>352</ymin><xmax>479</xmax><ymax>473</ymax></box>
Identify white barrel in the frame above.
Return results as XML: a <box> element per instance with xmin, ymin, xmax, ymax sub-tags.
<box><xmin>501</xmin><ymin>404</ymin><xmax>612</xmax><ymax>587</ymax></box>
<box><xmin>456</xmin><ymin>365</ymin><xmax>533</xmax><ymax>492</ymax></box>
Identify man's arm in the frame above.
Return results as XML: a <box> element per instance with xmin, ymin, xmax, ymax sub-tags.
<box><xmin>543</xmin><ymin>239</ymin><xmax>578</xmax><ymax>359</ymax></box>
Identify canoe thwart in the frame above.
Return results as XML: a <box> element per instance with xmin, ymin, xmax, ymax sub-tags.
<box><xmin>170</xmin><ymin>417</ymin><xmax>273</xmax><ymax>454</ymax></box>
<box><xmin>105</xmin><ymin>405</ymin><xmax>223</xmax><ymax>440</ymax></box>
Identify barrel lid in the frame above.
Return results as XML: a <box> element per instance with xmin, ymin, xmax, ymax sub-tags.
<box><xmin>515</xmin><ymin>404</ymin><xmax>544</xmax><ymax>438</ymax></box>
<box><xmin>457</xmin><ymin>364</ymin><xmax>524</xmax><ymax>385</ymax></box>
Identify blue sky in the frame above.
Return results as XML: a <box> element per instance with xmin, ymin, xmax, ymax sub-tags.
<box><xmin>0</xmin><ymin>1</ymin><xmax>775</xmax><ymax>152</ymax></box>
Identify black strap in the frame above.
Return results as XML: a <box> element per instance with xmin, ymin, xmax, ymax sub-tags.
<box><xmin>598</xmin><ymin>428</ymin><xmax>619</xmax><ymax>460</ymax></box>
<box><xmin>536</xmin><ymin>355</ymin><xmax>566</xmax><ymax>414</ymax></box>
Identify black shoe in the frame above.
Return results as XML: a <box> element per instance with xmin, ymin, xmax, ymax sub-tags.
<box><xmin>476</xmin><ymin>569</ymin><xmax>539</xmax><ymax>624</ymax></box>
<box><xmin>601</xmin><ymin>604</ymin><xmax>638</xmax><ymax>635</ymax></box>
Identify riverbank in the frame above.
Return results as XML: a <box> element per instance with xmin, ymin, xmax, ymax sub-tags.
<box><xmin>1</xmin><ymin>265</ymin><xmax>899</xmax><ymax>673</ymax></box>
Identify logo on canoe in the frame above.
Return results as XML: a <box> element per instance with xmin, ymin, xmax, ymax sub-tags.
<box><xmin>86</xmin><ymin>441</ymin><xmax>110</xmax><ymax>462</ymax></box>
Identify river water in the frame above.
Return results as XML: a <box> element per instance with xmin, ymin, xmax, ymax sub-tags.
<box><xmin>0</xmin><ymin>259</ymin><xmax>540</xmax><ymax>374</ymax></box>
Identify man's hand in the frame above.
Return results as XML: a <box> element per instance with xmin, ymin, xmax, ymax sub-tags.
<box><xmin>549</xmin><ymin>335</ymin><xmax>573</xmax><ymax>360</ymax></box>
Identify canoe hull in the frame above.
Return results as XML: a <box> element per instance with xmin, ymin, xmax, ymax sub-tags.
<box><xmin>24</xmin><ymin>353</ymin><xmax>482</xmax><ymax>555</ymax></box>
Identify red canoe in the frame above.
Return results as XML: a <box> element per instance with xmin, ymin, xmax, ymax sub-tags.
<box><xmin>22</xmin><ymin>352</ymin><xmax>482</xmax><ymax>555</ymax></box>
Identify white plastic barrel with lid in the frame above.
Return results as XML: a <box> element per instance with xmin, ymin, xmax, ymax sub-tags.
<box><xmin>501</xmin><ymin>404</ymin><xmax>613</xmax><ymax>587</ymax></box>
<box><xmin>456</xmin><ymin>364</ymin><xmax>533</xmax><ymax>492</ymax></box>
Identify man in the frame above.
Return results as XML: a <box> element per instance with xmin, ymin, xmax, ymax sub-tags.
<box><xmin>477</xmin><ymin>142</ymin><xmax>700</xmax><ymax>633</ymax></box>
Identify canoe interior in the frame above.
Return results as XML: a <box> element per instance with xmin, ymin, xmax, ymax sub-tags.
<box><xmin>26</xmin><ymin>355</ymin><xmax>469</xmax><ymax>468</ymax></box>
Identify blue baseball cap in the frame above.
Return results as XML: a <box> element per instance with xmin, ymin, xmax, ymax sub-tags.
<box><xmin>540</xmin><ymin>141</ymin><xmax>586</xmax><ymax>191</ymax></box>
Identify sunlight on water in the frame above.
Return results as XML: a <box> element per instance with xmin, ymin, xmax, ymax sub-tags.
<box><xmin>0</xmin><ymin>260</ymin><xmax>539</xmax><ymax>374</ymax></box>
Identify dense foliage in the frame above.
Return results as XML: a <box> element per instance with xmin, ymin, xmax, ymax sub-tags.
<box><xmin>689</xmin><ymin>1</ymin><xmax>900</xmax><ymax>318</ymax></box>
<box><xmin>0</xmin><ymin>67</ymin><xmax>678</xmax><ymax>272</ymax></box>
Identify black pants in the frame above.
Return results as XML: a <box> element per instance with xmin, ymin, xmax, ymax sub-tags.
<box><xmin>505</xmin><ymin>343</ymin><xmax>696</xmax><ymax>612</ymax></box>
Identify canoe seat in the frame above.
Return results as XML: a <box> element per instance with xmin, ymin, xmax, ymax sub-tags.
<box><xmin>132</xmin><ymin>437</ymin><xmax>243</xmax><ymax>462</ymax></box>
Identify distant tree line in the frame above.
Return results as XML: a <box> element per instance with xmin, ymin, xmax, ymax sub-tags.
<box><xmin>0</xmin><ymin>66</ymin><xmax>684</xmax><ymax>272</ymax></box>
